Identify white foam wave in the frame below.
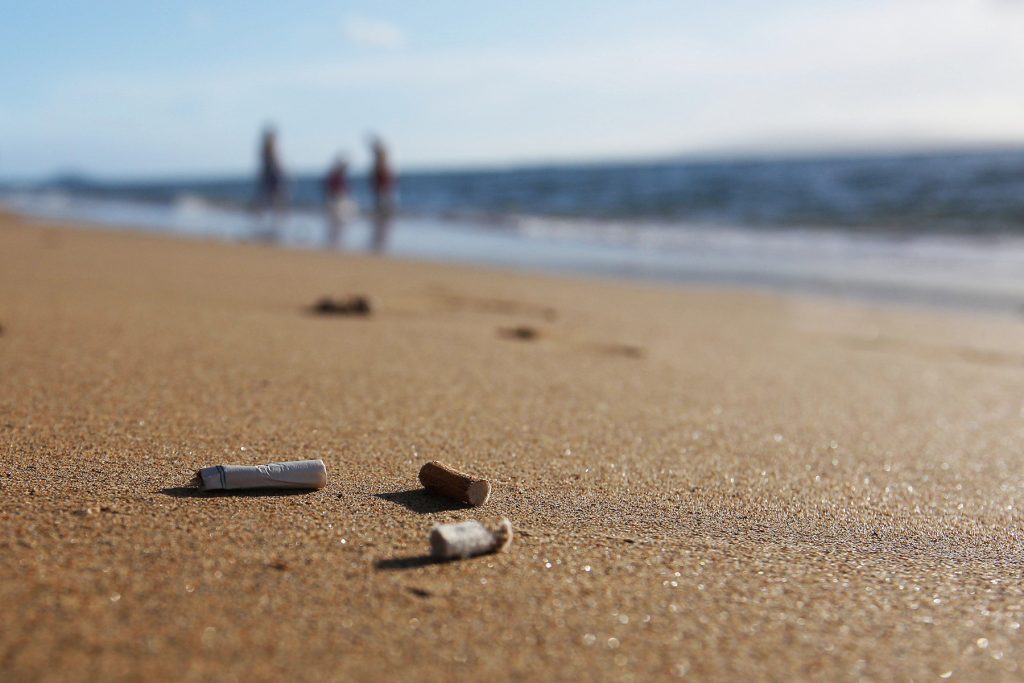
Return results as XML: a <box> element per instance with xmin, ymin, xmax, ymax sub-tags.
<box><xmin>510</xmin><ymin>213</ymin><xmax>1024</xmax><ymax>307</ymax></box>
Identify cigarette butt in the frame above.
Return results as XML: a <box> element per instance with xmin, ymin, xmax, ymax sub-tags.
<box><xmin>418</xmin><ymin>461</ymin><xmax>491</xmax><ymax>506</ymax></box>
<box><xmin>429</xmin><ymin>518</ymin><xmax>513</xmax><ymax>559</ymax></box>
<box><xmin>195</xmin><ymin>459</ymin><xmax>327</xmax><ymax>491</ymax></box>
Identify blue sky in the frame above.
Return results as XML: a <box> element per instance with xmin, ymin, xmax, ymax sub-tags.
<box><xmin>2</xmin><ymin>0</ymin><xmax>1023</xmax><ymax>177</ymax></box>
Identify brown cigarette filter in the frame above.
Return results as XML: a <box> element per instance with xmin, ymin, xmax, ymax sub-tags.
<box><xmin>418</xmin><ymin>460</ymin><xmax>491</xmax><ymax>506</ymax></box>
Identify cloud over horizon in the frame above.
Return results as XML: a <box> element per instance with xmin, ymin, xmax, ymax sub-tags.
<box><xmin>341</xmin><ymin>15</ymin><xmax>405</xmax><ymax>50</ymax></box>
<box><xmin>1</xmin><ymin>0</ymin><xmax>1023</xmax><ymax>177</ymax></box>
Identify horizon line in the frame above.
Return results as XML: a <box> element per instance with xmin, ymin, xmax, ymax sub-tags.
<box><xmin>4</xmin><ymin>140</ymin><xmax>1024</xmax><ymax>186</ymax></box>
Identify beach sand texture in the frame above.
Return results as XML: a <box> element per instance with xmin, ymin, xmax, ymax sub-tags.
<box><xmin>2</xmin><ymin>214</ymin><xmax>1024</xmax><ymax>681</ymax></box>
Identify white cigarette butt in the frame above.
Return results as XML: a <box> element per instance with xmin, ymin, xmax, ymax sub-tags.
<box><xmin>195</xmin><ymin>459</ymin><xmax>327</xmax><ymax>490</ymax></box>
<box><xmin>429</xmin><ymin>518</ymin><xmax>513</xmax><ymax>559</ymax></box>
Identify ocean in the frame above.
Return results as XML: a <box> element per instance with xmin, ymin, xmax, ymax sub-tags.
<box><xmin>5</xmin><ymin>148</ymin><xmax>1024</xmax><ymax>312</ymax></box>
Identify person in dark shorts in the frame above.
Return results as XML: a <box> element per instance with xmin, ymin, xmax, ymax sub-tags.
<box><xmin>255</xmin><ymin>126</ymin><xmax>287</xmax><ymax>229</ymax></box>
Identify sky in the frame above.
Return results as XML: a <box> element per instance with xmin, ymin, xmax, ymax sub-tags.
<box><xmin>1</xmin><ymin>0</ymin><xmax>1023</xmax><ymax>178</ymax></box>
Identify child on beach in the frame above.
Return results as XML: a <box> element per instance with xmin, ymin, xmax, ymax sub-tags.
<box><xmin>323</xmin><ymin>156</ymin><xmax>357</xmax><ymax>246</ymax></box>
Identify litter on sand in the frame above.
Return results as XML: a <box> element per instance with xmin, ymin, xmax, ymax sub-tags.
<box><xmin>429</xmin><ymin>518</ymin><xmax>513</xmax><ymax>560</ymax></box>
<box><xmin>311</xmin><ymin>296</ymin><xmax>371</xmax><ymax>316</ymax></box>
<box><xmin>194</xmin><ymin>459</ymin><xmax>328</xmax><ymax>491</ymax></box>
<box><xmin>418</xmin><ymin>460</ymin><xmax>491</xmax><ymax>506</ymax></box>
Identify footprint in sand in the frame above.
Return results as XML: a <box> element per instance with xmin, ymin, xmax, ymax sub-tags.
<box><xmin>595</xmin><ymin>343</ymin><xmax>645</xmax><ymax>359</ymax></box>
<box><xmin>840</xmin><ymin>333</ymin><xmax>1024</xmax><ymax>368</ymax></box>
<box><xmin>429</xmin><ymin>287</ymin><xmax>557</xmax><ymax>321</ymax></box>
<box><xmin>498</xmin><ymin>325</ymin><xmax>541</xmax><ymax>341</ymax></box>
<box><xmin>496</xmin><ymin>325</ymin><xmax>645</xmax><ymax>359</ymax></box>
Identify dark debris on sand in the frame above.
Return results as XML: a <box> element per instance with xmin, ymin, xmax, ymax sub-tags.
<box><xmin>498</xmin><ymin>325</ymin><xmax>539</xmax><ymax>341</ymax></box>
<box><xmin>310</xmin><ymin>296</ymin><xmax>372</xmax><ymax>316</ymax></box>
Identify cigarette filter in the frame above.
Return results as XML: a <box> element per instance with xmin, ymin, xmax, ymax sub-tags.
<box><xmin>196</xmin><ymin>459</ymin><xmax>327</xmax><ymax>491</ymax></box>
<box><xmin>418</xmin><ymin>460</ymin><xmax>491</xmax><ymax>506</ymax></box>
<box><xmin>429</xmin><ymin>518</ymin><xmax>513</xmax><ymax>559</ymax></box>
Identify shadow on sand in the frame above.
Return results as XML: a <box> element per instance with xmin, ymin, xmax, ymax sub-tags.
<box><xmin>374</xmin><ymin>488</ymin><xmax>472</xmax><ymax>514</ymax></box>
<box><xmin>159</xmin><ymin>486</ymin><xmax>317</xmax><ymax>499</ymax></box>
<box><xmin>374</xmin><ymin>555</ymin><xmax>451</xmax><ymax>571</ymax></box>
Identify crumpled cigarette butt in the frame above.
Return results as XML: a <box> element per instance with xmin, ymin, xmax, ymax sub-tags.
<box><xmin>195</xmin><ymin>459</ymin><xmax>327</xmax><ymax>491</ymax></box>
<box><xmin>311</xmin><ymin>295</ymin><xmax>371</xmax><ymax>316</ymax></box>
<box><xmin>418</xmin><ymin>460</ymin><xmax>491</xmax><ymax>506</ymax></box>
<box><xmin>429</xmin><ymin>518</ymin><xmax>513</xmax><ymax>559</ymax></box>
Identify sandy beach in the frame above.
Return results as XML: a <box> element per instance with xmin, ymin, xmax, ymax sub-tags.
<box><xmin>2</xmin><ymin>212</ymin><xmax>1024</xmax><ymax>681</ymax></box>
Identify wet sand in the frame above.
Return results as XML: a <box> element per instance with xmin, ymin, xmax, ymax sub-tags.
<box><xmin>1</xmin><ymin>213</ymin><xmax>1023</xmax><ymax>681</ymax></box>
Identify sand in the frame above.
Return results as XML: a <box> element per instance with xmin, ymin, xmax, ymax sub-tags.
<box><xmin>1</xmin><ymin>213</ymin><xmax>1023</xmax><ymax>682</ymax></box>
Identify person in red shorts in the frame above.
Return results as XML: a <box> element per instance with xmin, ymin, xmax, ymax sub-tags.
<box><xmin>323</xmin><ymin>156</ymin><xmax>356</xmax><ymax>246</ymax></box>
<box><xmin>368</xmin><ymin>136</ymin><xmax>396</xmax><ymax>252</ymax></box>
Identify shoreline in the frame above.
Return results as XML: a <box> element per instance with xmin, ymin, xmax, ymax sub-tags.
<box><xmin>7</xmin><ymin>205</ymin><xmax>1022</xmax><ymax>326</ymax></box>
<box><xmin>2</xmin><ymin>213</ymin><xmax>1024</xmax><ymax>680</ymax></box>
<box><xmin>6</xmin><ymin>196</ymin><xmax>1024</xmax><ymax>317</ymax></box>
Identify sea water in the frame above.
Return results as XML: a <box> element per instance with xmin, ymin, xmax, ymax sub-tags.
<box><xmin>4</xmin><ymin>148</ymin><xmax>1024</xmax><ymax>312</ymax></box>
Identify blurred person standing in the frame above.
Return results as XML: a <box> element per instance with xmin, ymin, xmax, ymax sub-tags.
<box><xmin>323</xmin><ymin>155</ymin><xmax>356</xmax><ymax>246</ymax></box>
<box><xmin>254</xmin><ymin>126</ymin><xmax>287</xmax><ymax>231</ymax></box>
<box><xmin>368</xmin><ymin>136</ymin><xmax>396</xmax><ymax>252</ymax></box>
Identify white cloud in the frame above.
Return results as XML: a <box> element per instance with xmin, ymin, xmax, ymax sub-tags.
<box><xmin>342</xmin><ymin>16</ymin><xmax>404</xmax><ymax>49</ymax></box>
<box><xmin>6</xmin><ymin>0</ymin><xmax>1024</xmax><ymax>174</ymax></box>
